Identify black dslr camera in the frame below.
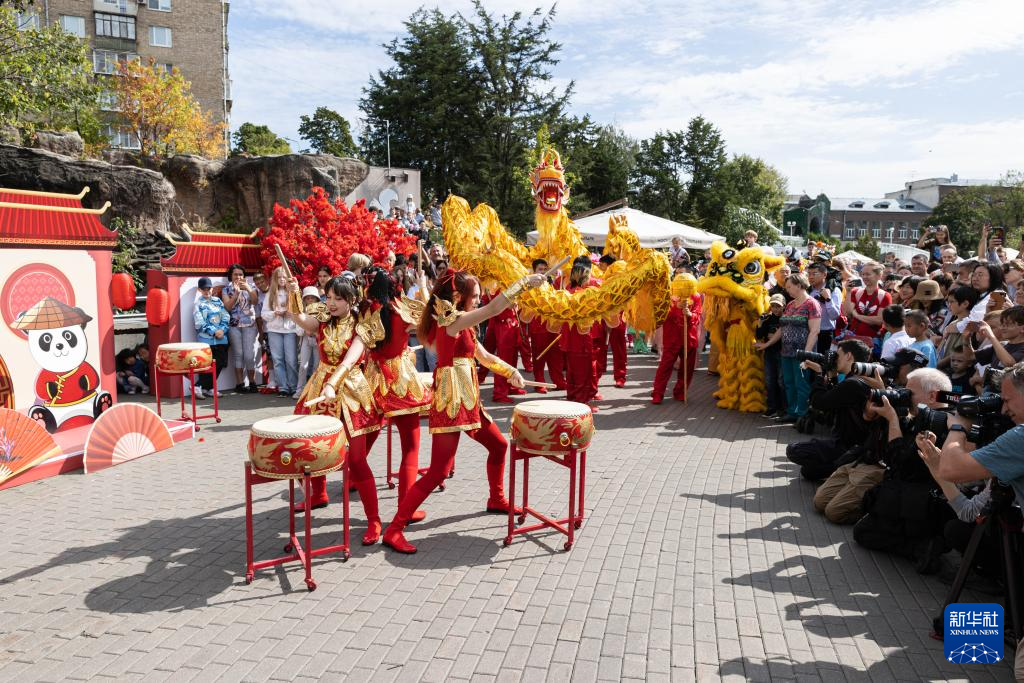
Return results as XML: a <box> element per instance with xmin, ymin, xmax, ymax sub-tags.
<box><xmin>870</xmin><ymin>387</ymin><xmax>913</xmax><ymax>414</ymax></box>
<box><xmin>795</xmin><ymin>349</ymin><xmax>837</xmax><ymax>373</ymax></box>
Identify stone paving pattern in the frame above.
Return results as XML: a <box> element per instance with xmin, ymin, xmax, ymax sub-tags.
<box><xmin>0</xmin><ymin>353</ymin><xmax>1013</xmax><ymax>681</ymax></box>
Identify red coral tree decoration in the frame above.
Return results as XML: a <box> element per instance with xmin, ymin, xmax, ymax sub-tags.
<box><xmin>259</xmin><ymin>187</ymin><xmax>416</xmax><ymax>286</ymax></box>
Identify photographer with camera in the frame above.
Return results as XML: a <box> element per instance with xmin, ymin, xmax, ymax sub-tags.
<box><xmin>917</xmin><ymin>362</ymin><xmax>1024</xmax><ymax>523</ymax></box>
<box><xmin>852</xmin><ymin>368</ymin><xmax>956</xmax><ymax>571</ymax></box>
<box><xmin>807</xmin><ymin>262</ymin><xmax>843</xmax><ymax>353</ymax></box>
<box><xmin>784</xmin><ymin>339</ymin><xmax>875</xmax><ymax>481</ymax></box>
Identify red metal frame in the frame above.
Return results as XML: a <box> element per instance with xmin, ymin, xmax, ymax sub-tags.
<box><xmin>383</xmin><ymin>414</ymin><xmax>453</xmax><ymax>490</ymax></box>
<box><xmin>153</xmin><ymin>362</ymin><xmax>221</xmax><ymax>430</ymax></box>
<box><xmin>244</xmin><ymin>462</ymin><xmax>350</xmax><ymax>591</ymax></box>
<box><xmin>504</xmin><ymin>443</ymin><xmax>586</xmax><ymax>551</ymax></box>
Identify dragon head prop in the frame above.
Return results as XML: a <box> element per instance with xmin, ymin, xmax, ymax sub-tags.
<box><xmin>697</xmin><ymin>241</ymin><xmax>785</xmax><ymax>309</ymax></box>
<box><xmin>603</xmin><ymin>214</ymin><xmax>641</xmax><ymax>262</ymax></box>
<box><xmin>531</xmin><ymin>148</ymin><xmax>569</xmax><ymax>214</ymax></box>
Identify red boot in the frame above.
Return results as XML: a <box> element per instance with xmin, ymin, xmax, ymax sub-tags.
<box><xmin>354</xmin><ymin>477</ymin><xmax>382</xmax><ymax>545</ymax></box>
<box><xmin>382</xmin><ymin>519</ymin><xmax>416</xmax><ymax>554</ymax></box>
<box><xmin>398</xmin><ymin>458</ymin><xmax>427</xmax><ymax>524</ymax></box>
<box><xmin>294</xmin><ymin>475</ymin><xmax>329</xmax><ymax>512</ymax></box>
<box><xmin>485</xmin><ymin>456</ymin><xmax>523</xmax><ymax>514</ymax></box>
<box><xmin>485</xmin><ymin>497</ymin><xmax>524</xmax><ymax>515</ymax></box>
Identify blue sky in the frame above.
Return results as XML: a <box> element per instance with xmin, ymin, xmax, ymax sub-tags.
<box><xmin>229</xmin><ymin>0</ymin><xmax>1024</xmax><ymax>199</ymax></box>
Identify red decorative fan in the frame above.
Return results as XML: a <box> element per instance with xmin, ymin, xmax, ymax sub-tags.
<box><xmin>83</xmin><ymin>403</ymin><xmax>174</xmax><ymax>474</ymax></box>
<box><xmin>0</xmin><ymin>408</ymin><xmax>62</xmax><ymax>485</ymax></box>
<box><xmin>0</xmin><ymin>354</ymin><xmax>13</xmax><ymax>410</ymax></box>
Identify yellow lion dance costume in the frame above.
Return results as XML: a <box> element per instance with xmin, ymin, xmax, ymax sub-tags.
<box><xmin>697</xmin><ymin>242</ymin><xmax>785</xmax><ymax>413</ymax></box>
<box><xmin>442</xmin><ymin>148</ymin><xmax>671</xmax><ymax>334</ymax></box>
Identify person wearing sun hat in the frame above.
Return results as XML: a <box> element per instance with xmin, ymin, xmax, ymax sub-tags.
<box><xmin>912</xmin><ymin>279</ymin><xmax>948</xmax><ymax>337</ymax></box>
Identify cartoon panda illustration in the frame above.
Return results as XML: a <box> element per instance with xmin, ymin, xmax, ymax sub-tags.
<box><xmin>12</xmin><ymin>297</ymin><xmax>112</xmax><ymax>433</ymax></box>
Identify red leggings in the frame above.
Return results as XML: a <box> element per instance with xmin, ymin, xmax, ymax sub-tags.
<box><xmin>392</xmin><ymin>416</ymin><xmax>507</xmax><ymax>524</ymax></box>
<box><xmin>566</xmin><ymin>350</ymin><xmax>598</xmax><ymax>403</ymax></box>
<box><xmin>364</xmin><ymin>412</ymin><xmax>421</xmax><ymax>500</ymax></box>
<box><xmin>308</xmin><ymin>432</ymin><xmax>378</xmax><ymax>523</ymax></box>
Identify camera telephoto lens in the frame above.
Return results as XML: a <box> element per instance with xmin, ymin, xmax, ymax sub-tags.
<box><xmin>869</xmin><ymin>387</ymin><xmax>912</xmax><ymax>408</ymax></box>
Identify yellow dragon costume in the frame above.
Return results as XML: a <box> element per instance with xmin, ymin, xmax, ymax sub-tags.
<box><xmin>697</xmin><ymin>242</ymin><xmax>785</xmax><ymax>413</ymax></box>
<box><xmin>442</xmin><ymin>148</ymin><xmax>671</xmax><ymax>334</ymax></box>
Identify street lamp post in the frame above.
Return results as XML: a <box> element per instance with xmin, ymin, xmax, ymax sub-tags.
<box><xmin>786</xmin><ymin>221</ymin><xmax>796</xmax><ymax>237</ymax></box>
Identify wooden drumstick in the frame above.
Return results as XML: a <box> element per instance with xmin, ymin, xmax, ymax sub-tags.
<box><xmin>274</xmin><ymin>243</ymin><xmax>291</xmax><ymax>278</ymax></box>
<box><xmin>535</xmin><ymin>333</ymin><xmax>562</xmax><ymax>360</ymax></box>
<box><xmin>304</xmin><ymin>396</ymin><xmax>327</xmax><ymax>408</ymax></box>
<box><xmin>522</xmin><ymin>380</ymin><xmax>557</xmax><ymax>389</ymax></box>
<box><xmin>303</xmin><ymin>366</ymin><xmax>352</xmax><ymax>408</ymax></box>
<box><xmin>546</xmin><ymin>255</ymin><xmax>571</xmax><ymax>282</ymax></box>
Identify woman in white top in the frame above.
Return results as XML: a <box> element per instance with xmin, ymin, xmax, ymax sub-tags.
<box><xmin>964</xmin><ymin>263</ymin><xmax>1006</xmax><ymax>328</ymax></box>
<box><xmin>260</xmin><ymin>266</ymin><xmax>302</xmax><ymax>397</ymax></box>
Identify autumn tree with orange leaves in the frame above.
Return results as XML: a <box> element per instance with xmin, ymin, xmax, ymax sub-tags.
<box><xmin>112</xmin><ymin>59</ymin><xmax>226</xmax><ymax>157</ymax></box>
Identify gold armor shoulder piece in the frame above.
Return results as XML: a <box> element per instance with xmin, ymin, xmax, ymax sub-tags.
<box><xmin>433</xmin><ymin>298</ymin><xmax>460</xmax><ymax>327</ymax></box>
<box><xmin>355</xmin><ymin>308</ymin><xmax>386</xmax><ymax>347</ymax></box>
<box><xmin>305</xmin><ymin>301</ymin><xmax>330</xmax><ymax>323</ymax></box>
<box><xmin>395</xmin><ymin>296</ymin><xmax>425</xmax><ymax>325</ymax></box>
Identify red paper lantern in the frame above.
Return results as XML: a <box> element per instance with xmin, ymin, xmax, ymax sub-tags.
<box><xmin>111</xmin><ymin>273</ymin><xmax>137</xmax><ymax>310</ymax></box>
<box><xmin>146</xmin><ymin>287</ymin><xmax>170</xmax><ymax>326</ymax></box>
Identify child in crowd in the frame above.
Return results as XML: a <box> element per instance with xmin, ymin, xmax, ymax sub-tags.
<box><xmin>879</xmin><ymin>305</ymin><xmax>911</xmax><ymax>361</ymax></box>
<box><xmin>293</xmin><ymin>286</ymin><xmax>322</xmax><ymax>399</ymax></box>
<box><xmin>132</xmin><ymin>343</ymin><xmax>150</xmax><ymax>387</ymax></box>
<box><xmin>937</xmin><ymin>285</ymin><xmax>981</xmax><ymax>365</ymax></box>
<box><xmin>756</xmin><ymin>294</ymin><xmax>786</xmax><ymax>417</ymax></box>
<box><xmin>115</xmin><ymin>348</ymin><xmax>149</xmax><ymax>395</ymax></box>
<box><xmin>904</xmin><ymin>309</ymin><xmax>937</xmax><ymax>368</ymax></box>
<box><xmin>943</xmin><ymin>343</ymin><xmax>974</xmax><ymax>394</ymax></box>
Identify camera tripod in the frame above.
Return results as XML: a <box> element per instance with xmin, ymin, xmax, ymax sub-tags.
<box><xmin>931</xmin><ymin>485</ymin><xmax>1022</xmax><ymax>644</ymax></box>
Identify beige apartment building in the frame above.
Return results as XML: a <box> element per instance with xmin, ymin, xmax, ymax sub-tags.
<box><xmin>32</xmin><ymin>0</ymin><xmax>231</xmax><ymax>149</ymax></box>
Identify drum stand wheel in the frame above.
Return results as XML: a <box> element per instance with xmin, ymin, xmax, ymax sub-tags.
<box><xmin>244</xmin><ymin>462</ymin><xmax>351</xmax><ymax>591</ymax></box>
<box><xmin>504</xmin><ymin>443</ymin><xmax>587</xmax><ymax>551</ymax></box>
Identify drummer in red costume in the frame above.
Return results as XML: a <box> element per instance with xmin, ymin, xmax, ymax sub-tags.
<box><xmin>652</xmin><ymin>275</ymin><xmax>702</xmax><ymax>404</ymax></box>
<box><xmin>478</xmin><ymin>291</ymin><xmax>526</xmax><ymax>404</ymax></box>
<box><xmin>562</xmin><ymin>255</ymin><xmax>602</xmax><ymax>410</ymax></box>
<box><xmin>289</xmin><ymin>276</ymin><xmax>385</xmax><ymax>545</ymax></box>
<box><xmin>382</xmin><ymin>268</ymin><xmax>548</xmax><ymax>554</ymax></box>
<box><xmin>528</xmin><ymin>259</ymin><xmax>566</xmax><ymax>392</ymax></box>
<box><xmin>358</xmin><ymin>266</ymin><xmax>433</xmax><ymax>523</ymax></box>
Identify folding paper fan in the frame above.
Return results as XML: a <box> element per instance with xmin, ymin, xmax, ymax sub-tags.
<box><xmin>83</xmin><ymin>403</ymin><xmax>174</xmax><ymax>474</ymax></box>
<box><xmin>0</xmin><ymin>408</ymin><xmax>62</xmax><ymax>485</ymax></box>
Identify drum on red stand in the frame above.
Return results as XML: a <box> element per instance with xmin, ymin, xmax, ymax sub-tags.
<box><xmin>155</xmin><ymin>342</ymin><xmax>213</xmax><ymax>374</ymax></box>
<box><xmin>510</xmin><ymin>400</ymin><xmax>594</xmax><ymax>455</ymax></box>
<box><xmin>248</xmin><ymin>414</ymin><xmax>348</xmax><ymax>480</ymax></box>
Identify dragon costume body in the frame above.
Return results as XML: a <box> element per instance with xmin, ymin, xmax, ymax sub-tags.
<box><xmin>442</xmin><ymin>148</ymin><xmax>671</xmax><ymax>335</ymax></box>
<box><xmin>697</xmin><ymin>242</ymin><xmax>785</xmax><ymax>413</ymax></box>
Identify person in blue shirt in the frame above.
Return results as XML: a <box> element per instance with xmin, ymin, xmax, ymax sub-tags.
<box><xmin>904</xmin><ymin>309</ymin><xmax>937</xmax><ymax>368</ymax></box>
<box><xmin>918</xmin><ymin>362</ymin><xmax>1024</xmax><ymax>510</ymax></box>
<box><xmin>192</xmin><ymin>277</ymin><xmax>229</xmax><ymax>399</ymax></box>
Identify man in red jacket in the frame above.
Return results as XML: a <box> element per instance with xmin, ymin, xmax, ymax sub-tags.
<box><xmin>594</xmin><ymin>255</ymin><xmax>629</xmax><ymax>387</ymax></box>
<box><xmin>527</xmin><ymin>259</ymin><xmax>565</xmax><ymax>392</ymax></box>
<box><xmin>652</xmin><ymin>282</ymin><xmax>703</xmax><ymax>404</ymax></box>
<box><xmin>562</xmin><ymin>256</ymin><xmax>602</xmax><ymax>410</ymax></box>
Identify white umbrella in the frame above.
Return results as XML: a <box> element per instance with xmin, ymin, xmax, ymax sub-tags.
<box><xmin>526</xmin><ymin>207</ymin><xmax>723</xmax><ymax>250</ymax></box>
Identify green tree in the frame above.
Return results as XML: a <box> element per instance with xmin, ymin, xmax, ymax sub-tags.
<box><xmin>298</xmin><ymin>106</ymin><xmax>357</xmax><ymax>157</ymax></box>
<box><xmin>716</xmin><ymin>154</ymin><xmax>787</xmax><ymax>244</ymax></box>
<box><xmin>565</xmin><ymin>122</ymin><xmax>637</xmax><ymax>215</ymax></box>
<box><xmin>847</xmin><ymin>233</ymin><xmax>882</xmax><ymax>260</ymax></box>
<box><xmin>360</xmin><ymin>8</ymin><xmax>484</xmax><ymax>200</ymax></box>
<box><xmin>231</xmin><ymin>122</ymin><xmax>291</xmax><ymax>156</ymax></box>
<box><xmin>0</xmin><ymin>7</ymin><xmax>99</xmax><ymax>138</ymax></box>
<box><xmin>680</xmin><ymin>116</ymin><xmax>728</xmax><ymax>228</ymax></box>
<box><xmin>629</xmin><ymin>131</ymin><xmax>687</xmax><ymax>221</ymax></box>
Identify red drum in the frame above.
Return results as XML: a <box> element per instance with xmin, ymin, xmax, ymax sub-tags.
<box><xmin>510</xmin><ymin>400</ymin><xmax>594</xmax><ymax>455</ymax></box>
<box><xmin>248</xmin><ymin>415</ymin><xmax>347</xmax><ymax>479</ymax></box>
<box><xmin>156</xmin><ymin>342</ymin><xmax>213</xmax><ymax>374</ymax></box>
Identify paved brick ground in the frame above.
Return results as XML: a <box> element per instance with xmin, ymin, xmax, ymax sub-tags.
<box><xmin>0</xmin><ymin>353</ymin><xmax>1013</xmax><ymax>681</ymax></box>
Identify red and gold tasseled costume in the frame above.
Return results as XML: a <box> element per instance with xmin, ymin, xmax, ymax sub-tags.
<box><xmin>294</xmin><ymin>315</ymin><xmax>382</xmax><ymax>537</ymax></box>
<box><xmin>383</xmin><ymin>299</ymin><xmax>515</xmax><ymax>554</ymax></box>
<box><xmin>561</xmin><ymin>278</ymin><xmax>602</xmax><ymax>406</ymax></box>
<box><xmin>652</xmin><ymin>293</ymin><xmax>703</xmax><ymax>403</ymax></box>
<box><xmin>361</xmin><ymin>298</ymin><xmax>433</xmax><ymax>517</ymax></box>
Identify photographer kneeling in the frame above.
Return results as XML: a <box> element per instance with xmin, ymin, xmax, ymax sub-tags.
<box><xmin>852</xmin><ymin>368</ymin><xmax>957</xmax><ymax>571</ymax></box>
<box><xmin>785</xmin><ymin>339</ymin><xmax>875</xmax><ymax>481</ymax></box>
<box><xmin>916</xmin><ymin>361</ymin><xmax>1024</xmax><ymax>567</ymax></box>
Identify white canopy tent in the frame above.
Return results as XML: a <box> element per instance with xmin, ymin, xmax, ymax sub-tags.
<box><xmin>526</xmin><ymin>207</ymin><xmax>723</xmax><ymax>251</ymax></box>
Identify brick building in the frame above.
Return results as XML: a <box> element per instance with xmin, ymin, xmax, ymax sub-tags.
<box><xmin>33</xmin><ymin>0</ymin><xmax>231</xmax><ymax>149</ymax></box>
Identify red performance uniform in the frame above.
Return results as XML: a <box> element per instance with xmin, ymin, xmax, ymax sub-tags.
<box><xmin>294</xmin><ymin>315</ymin><xmax>382</xmax><ymax>525</ymax></box>
<box><xmin>652</xmin><ymin>295</ymin><xmax>702</xmax><ymax>402</ymax></box>
<box><xmin>361</xmin><ymin>301</ymin><xmax>433</xmax><ymax>512</ymax></box>
<box><xmin>529</xmin><ymin>318</ymin><xmax>565</xmax><ymax>390</ymax></box>
<box><xmin>476</xmin><ymin>297</ymin><xmax>523</xmax><ymax>402</ymax></box>
<box><xmin>35</xmin><ymin>363</ymin><xmax>100</xmax><ymax>407</ymax></box>
<box><xmin>384</xmin><ymin>311</ymin><xmax>514</xmax><ymax>553</ymax></box>
<box><xmin>595</xmin><ymin>316</ymin><xmax>627</xmax><ymax>385</ymax></box>
<box><xmin>561</xmin><ymin>278</ymin><xmax>601</xmax><ymax>405</ymax></box>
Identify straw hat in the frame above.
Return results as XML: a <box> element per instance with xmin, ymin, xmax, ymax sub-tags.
<box><xmin>769</xmin><ymin>293</ymin><xmax>786</xmax><ymax>308</ymax></box>
<box><xmin>12</xmin><ymin>297</ymin><xmax>92</xmax><ymax>330</ymax></box>
<box><xmin>913</xmin><ymin>280</ymin><xmax>944</xmax><ymax>302</ymax></box>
